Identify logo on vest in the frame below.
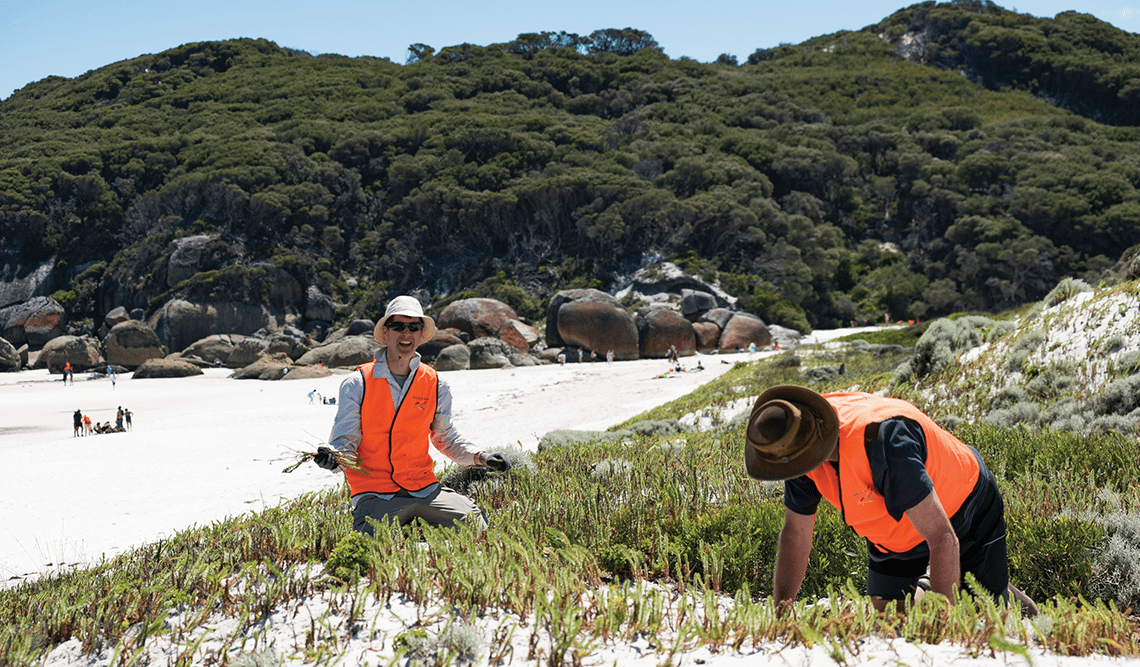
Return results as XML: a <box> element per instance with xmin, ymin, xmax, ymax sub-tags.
<box><xmin>412</xmin><ymin>394</ymin><xmax>430</xmax><ymax>411</ymax></box>
<box><xmin>852</xmin><ymin>485</ymin><xmax>876</xmax><ymax>505</ymax></box>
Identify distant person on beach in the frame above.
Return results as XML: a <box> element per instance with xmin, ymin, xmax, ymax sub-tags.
<box><xmin>309</xmin><ymin>389</ymin><xmax>318</xmax><ymax>405</ymax></box>
<box><xmin>124</xmin><ymin>408</ymin><xmax>132</xmax><ymax>431</ymax></box>
<box><xmin>316</xmin><ymin>296</ymin><xmax>512</xmax><ymax>535</ymax></box>
<box><xmin>83</xmin><ymin>414</ymin><xmax>93</xmax><ymax>436</ymax></box>
<box><xmin>116</xmin><ymin>407</ymin><xmax>124</xmax><ymax>431</ymax></box>
<box><xmin>73</xmin><ymin>409</ymin><xmax>82</xmax><ymax>436</ymax></box>
<box><xmin>747</xmin><ymin>386</ymin><xmax>1038</xmax><ymax>617</ymax></box>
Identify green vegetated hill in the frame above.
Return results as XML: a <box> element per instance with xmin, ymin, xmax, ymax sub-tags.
<box><xmin>2</xmin><ymin>2</ymin><xmax>1140</xmax><ymax>332</ymax></box>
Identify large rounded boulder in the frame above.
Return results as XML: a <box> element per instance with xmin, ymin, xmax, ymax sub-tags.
<box><xmin>438</xmin><ymin>298</ymin><xmax>518</xmax><ymax>340</ymax></box>
<box><xmin>637</xmin><ymin>308</ymin><xmax>696</xmax><ymax>358</ymax></box>
<box><xmin>133</xmin><ymin>358</ymin><xmax>204</xmax><ymax>378</ymax></box>
<box><xmin>36</xmin><ymin>335</ymin><xmax>103</xmax><ymax>373</ymax></box>
<box><xmin>148</xmin><ymin>299</ymin><xmax>274</xmax><ymax>354</ymax></box>
<box><xmin>549</xmin><ymin>289</ymin><xmax>638</xmax><ymax>361</ymax></box>
<box><xmin>182</xmin><ymin>334</ymin><xmax>247</xmax><ymax>365</ymax></box>
<box><xmin>297</xmin><ymin>336</ymin><xmax>381</xmax><ymax>368</ymax></box>
<box><xmin>468</xmin><ymin>337</ymin><xmax>514</xmax><ymax>369</ymax></box>
<box><xmin>692</xmin><ymin>321</ymin><xmax>721</xmax><ymax>352</ymax></box>
<box><xmin>104</xmin><ymin>320</ymin><xmax>165</xmax><ymax>369</ymax></box>
<box><xmin>433</xmin><ymin>344</ymin><xmax>471</xmax><ymax>371</ymax></box>
<box><xmin>718</xmin><ymin>313</ymin><xmax>772</xmax><ymax>352</ymax></box>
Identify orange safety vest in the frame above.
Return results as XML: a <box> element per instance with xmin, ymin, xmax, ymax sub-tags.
<box><xmin>344</xmin><ymin>360</ymin><xmax>439</xmax><ymax>495</ymax></box>
<box><xmin>806</xmin><ymin>392</ymin><xmax>980</xmax><ymax>554</ymax></box>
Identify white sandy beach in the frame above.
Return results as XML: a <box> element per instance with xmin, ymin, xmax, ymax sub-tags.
<box><xmin>0</xmin><ymin>344</ymin><xmax>772</xmax><ymax>583</ymax></box>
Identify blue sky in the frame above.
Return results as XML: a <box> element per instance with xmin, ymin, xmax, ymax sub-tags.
<box><xmin>1</xmin><ymin>0</ymin><xmax>1137</xmax><ymax>101</ymax></box>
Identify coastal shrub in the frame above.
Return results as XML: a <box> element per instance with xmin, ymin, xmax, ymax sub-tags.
<box><xmin>1090</xmin><ymin>375</ymin><xmax>1140</xmax><ymax>415</ymax></box>
<box><xmin>1005</xmin><ymin>349</ymin><xmax>1030</xmax><ymax>373</ymax></box>
<box><xmin>1088</xmin><ymin>512</ymin><xmax>1140</xmax><ymax>611</ymax></box>
<box><xmin>324</xmin><ymin>531</ymin><xmax>376</xmax><ymax>582</ymax></box>
<box><xmin>1086</xmin><ymin>412</ymin><xmax>1140</xmax><ymax>438</ymax></box>
<box><xmin>1024</xmin><ymin>363</ymin><xmax>1076</xmax><ymax>400</ymax></box>
<box><xmin>1007</xmin><ymin>513</ymin><xmax>1103</xmax><ymax>602</ymax></box>
<box><xmin>983</xmin><ymin>401</ymin><xmax>1041</xmax><ymax>428</ymax></box>
<box><xmin>798</xmin><ymin>365</ymin><xmax>840</xmax><ymax>384</ymax></box>
<box><xmin>1101</xmin><ymin>334</ymin><xmax>1126</xmax><ymax>355</ymax></box>
<box><xmin>985</xmin><ymin>320</ymin><xmax>1016</xmax><ymax>342</ymax></box>
<box><xmin>1043</xmin><ymin>277</ymin><xmax>1093</xmax><ymax>307</ymax></box>
<box><xmin>1111</xmin><ymin>351</ymin><xmax>1140</xmax><ymax>377</ymax></box>
<box><xmin>897</xmin><ymin>315</ymin><xmax>992</xmax><ymax>383</ymax></box>
<box><xmin>991</xmin><ymin>385</ymin><xmax>1028</xmax><ymax>410</ymax></box>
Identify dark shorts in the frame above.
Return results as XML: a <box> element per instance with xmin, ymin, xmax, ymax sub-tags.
<box><xmin>866</xmin><ymin>474</ymin><xmax>1009</xmax><ymax>602</ymax></box>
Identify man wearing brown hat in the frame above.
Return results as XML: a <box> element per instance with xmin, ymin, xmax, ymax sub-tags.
<box><xmin>746</xmin><ymin>385</ymin><xmax>1036</xmax><ymax>614</ymax></box>
<box><xmin>315</xmin><ymin>295</ymin><xmax>511</xmax><ymax>534</ymax></box>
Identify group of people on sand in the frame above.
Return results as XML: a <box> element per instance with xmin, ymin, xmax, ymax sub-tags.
<box><xmin>72</xmin><ymin>406</ymin><xmax>132</xmax><ymax>436</ymax></box>
<box><xmin>308</xmin><ymin>294</ymin><xmax>1040</xmax><ymax>619</ymax></box>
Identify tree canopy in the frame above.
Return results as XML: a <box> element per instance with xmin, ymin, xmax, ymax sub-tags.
<box><xmin>1</xmin><ymin>5</ymin><xmax>1138</xmax><ymax>332</ymax></box>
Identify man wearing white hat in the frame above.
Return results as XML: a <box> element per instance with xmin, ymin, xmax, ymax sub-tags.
<box><xmin>316</xmin><ymin>295</ymin><xmax>511</xmax><ymax>534</ymax></box>
<box><xmin>745</xmin><ymin>385</ymin><xmax>1036</xmax><ymax>615</ymax></box>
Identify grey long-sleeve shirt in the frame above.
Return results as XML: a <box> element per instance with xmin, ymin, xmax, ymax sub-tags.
<box><xmin>327</xmin><ymin>349</ymin><xmax>485</xmax><ymax>501</ymax></box>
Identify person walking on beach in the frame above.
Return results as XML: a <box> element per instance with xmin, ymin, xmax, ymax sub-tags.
<box><xmin>746</xmin><ymin>386</ymin><xmax>1038</xmax><ymax>616</ymax></box>
<box><xmin>83</xmin><ymin>413</ymin><xmax>93</xmax><ymax>436</ymax></box>
<box><xmin>315</xmin><ymin>296</ymin><xmax>512</xmax><ymax>535</ymax></box>
<box><xmin>309</xmin><ymin>389</ymin><xmax>318</xmax><ymax>405</ymax></box>
<box><xmin>73</xmin><ymin>409</ymin><xmax>82</xmax><ymax>436</ymax></box>
<box><xmin>124</xmin><ymin>408</ymin><xmax>132</xmax><ymax>430</ymax></box>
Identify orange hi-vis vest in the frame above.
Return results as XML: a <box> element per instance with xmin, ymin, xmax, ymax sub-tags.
<box><xmin>344</xmin><ymin>360</ymin><xmax>439</xmax><ymax>495</ymax></box>
<box><xmin>806</xmin><ymin>392</ymin><xmax>981</xmax><ymax>554</ymax></box>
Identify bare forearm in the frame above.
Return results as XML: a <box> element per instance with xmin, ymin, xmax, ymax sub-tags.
<box><xmin>927</xmin><ymin>532</ymin><xmax>960</xmax><ymax>601</ymax></box>
<box><xmin>774</xmin><ymin>510</ymin><xmax>816</xmax><ymax>609</ymax></box>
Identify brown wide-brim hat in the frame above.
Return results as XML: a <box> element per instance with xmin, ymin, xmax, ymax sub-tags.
<box><xmin>744</xmin><ymin>385</ymin><xmax>839</xmax><ymax>481</ymax></box>
<box><xmin>373</xmin><ymin>295</ymin><xmax>437</xmax><ymax>344</ymax></box>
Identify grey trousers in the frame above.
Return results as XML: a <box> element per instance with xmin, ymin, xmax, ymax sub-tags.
<box><xmin>352</xmin><ymin>487</ymin><xmax>488</xmax><ymax>535</ymax></box>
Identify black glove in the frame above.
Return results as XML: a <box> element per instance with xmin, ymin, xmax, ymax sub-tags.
<box><xmin>314</xmin><ymin>446</ymin><xmax>339</xmax><ymax>470</ymax></box>
<box><xmin>483</xmin><ymin>452</ymin><xmax>511</xmax><ymax>472</ymax></box>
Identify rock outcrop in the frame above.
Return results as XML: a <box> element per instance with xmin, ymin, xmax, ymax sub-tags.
<box><xmin>104</xmin><ymin>320</ymin><xmax>165</xmax><ymax>369</ymax></box>
<box><xmin>304</xmin><ymin>286</ymin><xmax>335</xmax><ymax>322</ymax></box>
<box><xmin>297</xmin><ymin>336</ymin><xmax>380</xmax><ymax>368</ymax></box>
<box><xmin>148</xmin><ymin>299</ymin><xmax>277</xmax><ymax>354</ymax></box>
<box><xmin>181</xmin><ymin>334</ymin><xmax>247</xmax><ymax>365</ymax></box>
<box><xmin>0</xmin><ymin>296</ymin><xmax>66</xmax><ymax>347</ymax></box>
<box><xmin>0</xmin><ymin>337</ymin><xmax>20</xmax><ymax>371</ymax></box>
<box><xmin>132</xmin><ymin>358</ymin><xmax>204</xmax><ymax>378</ymax></box>
<box><xmin>438</xmin><ymin>298</ymin><xmax>519</xmax><ymax>340</ymax></box>
<box><xmin>167</xmin><ymin>235</ymin><xmax>214</xmax><ymax>287</ymax></box>
<box><xmin>0</xmin><ymin>259</ymin><xmax>56</xmax><ymax>310</ymax></box>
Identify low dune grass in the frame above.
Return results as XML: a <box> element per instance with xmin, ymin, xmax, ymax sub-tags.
<box><xmin>2</xmin><ymin>347</ymin><xmax>1138</xmax><ymax>665</ymax></box>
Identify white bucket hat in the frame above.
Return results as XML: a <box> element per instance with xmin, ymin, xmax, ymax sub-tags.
<box><xmin>373</xmin><ymin>295</ymin><xmax>437</xmax><ymax>344</ymax></box>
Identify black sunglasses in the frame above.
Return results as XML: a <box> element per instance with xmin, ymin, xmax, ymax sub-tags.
<box><xmin>385</xmin><ymin>321</ymin><xmax>424</xmax><ymax>332</ymax></box>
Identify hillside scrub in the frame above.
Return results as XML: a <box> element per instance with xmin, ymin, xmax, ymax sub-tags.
<box><xmin>892</xmin><ymin>277</ymin><xmax>1140</xmax><ymax>434</ymax></box>
<box><xmin>3</xmin><ymin>5</ymin><xmax>1140</xmax><ymax>331</ymax></box>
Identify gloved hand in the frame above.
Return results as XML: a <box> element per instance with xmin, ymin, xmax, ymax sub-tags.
<box><xmin>483</xmin><ymin>452</ymin><xmax>511</xmax><ymax>472</ymax></box>
<box><xmin>314</xmin><ymin>446</ymin><xmax>339</xmax><ymax>470</ymax></box>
